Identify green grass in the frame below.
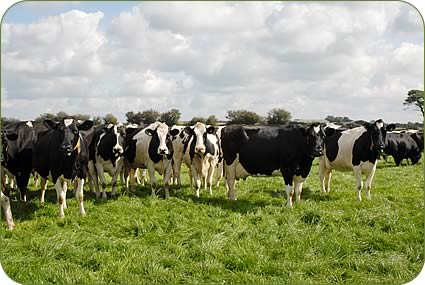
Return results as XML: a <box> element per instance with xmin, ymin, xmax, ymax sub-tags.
<box><xmin>1</xmin><ymin>157</ymin><xmax>424</xmax><ymax>284</ymax></box>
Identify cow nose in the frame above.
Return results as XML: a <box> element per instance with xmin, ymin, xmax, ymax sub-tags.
<box><xmin>61</xmin><ymin>144</ymin><xmax>72</xmax><ymax>153</ymax></box>
<box><xmin>195</xmin><ymin>146</ymin><xmax>206</xmax><ymax>154</ymax></box>
<box><xmin>159</xmin><ymin>148</ymin><xmax>168</xmax><ymax>155</ymax></box>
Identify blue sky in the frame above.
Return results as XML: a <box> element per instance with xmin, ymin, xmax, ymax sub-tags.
<box><xmin>1</xmin><ymin>1</ymin><xmax>424</xmax><ymax>123</ymax></box>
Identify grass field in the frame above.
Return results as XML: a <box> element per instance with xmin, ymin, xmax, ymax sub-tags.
<box><xmin>1</xmin><ymin>157</ymin><xmax>424</xmax><ymax>284</ymax></box>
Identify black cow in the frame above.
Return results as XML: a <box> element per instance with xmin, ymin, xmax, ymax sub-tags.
<box><xmin>221</xmin><ymin>123</ymin><xmax>325</xmax><ymax>206</ymax></box>
<box><xmin>1</xmin><ymin>121</ymin><xmax>38</xmax><ymax>201</ymax></box>
<box><xmin>88</xmin><ymin>124</ymin><xmax>125</xmax><ymax>199</ymax></box>
<box><xmin>33</xmin><ymin>118</ymin><xmax>94</xmax><ymax>217</ymax></box>
<box><xmin>319</xmin><ymin>119</ymin><xmax>396</xmax><ymax>201</ymax></box>
<box><xmin>385</xmin><ymin>132</ymin><xmax>421</xmax><ymax>166</ymax></box>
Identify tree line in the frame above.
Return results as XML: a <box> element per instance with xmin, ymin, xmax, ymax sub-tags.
<box><xmin>1</xmin><ymin>89</ymin><xmax>423</xmax><ymax>128</ymax></box>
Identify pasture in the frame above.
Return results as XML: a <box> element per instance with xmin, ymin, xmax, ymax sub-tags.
<box><xmin>1</xmin><ymin>158</ymin><xmax>423</xmax><ymax>284</ymax></box>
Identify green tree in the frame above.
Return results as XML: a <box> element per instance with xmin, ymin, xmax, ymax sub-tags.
<box><xmin>226</xmin><ymin>109</ymin><xmax>263</xmax><ymax>125</ymax></box>
<box><xmin>92</xmin><ymin>116</ymin><xmax>103</xmax><ymax>126</ymax></box>
<box><xmin>126</xmin><ymin>111</ymin><xmax>144</xmax><ymax>125</ymax></box>
<box><xmin>188</xmin><ymin>116</ymin><xmax>207</xmax><ymax>126</ymax></box>
<box><xmin>160</xmin><ymin>109</ymin><xmax>181</xmax><ymax>126</ymax></box>
<box><xmin>266</xmin><ymin>108</ymin><xmax>291</xmax><ymax>125</ymax></box>
<box><xmin>141</xmin><ymin>109</ymin><xmax>160</xmax><ymax>124</ymax></box>
<box><xmin>206</xmin><ymin>115</ymin><xmax>218</xmax><ymax>126</ymax></box>
<box><xmin>404</xmin><ymin>89</ymin><xmax>424</xmax><ymax>117</ymax></box>
<box><xmin>103</xmin><ymin>113</ymin><xmax>118</xmax><ymax>125</ymax></box>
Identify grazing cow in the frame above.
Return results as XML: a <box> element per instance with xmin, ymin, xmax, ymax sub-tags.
<box><xmin>33</xmin><ymin>118</ymin><xmax>94</xmax><ymax>217</ymax></box>
<box><xmin>1</xmin><ymin>121</ymin><xmax>38</xmax><ymax>201</ymax></box>
<box><xmin>319</xmin><ymin>119</ymin><xmax>396</xmax><ymax>201</ymax></box>
<box><xmin>183</xmin><ymin>122</ymin><xmax>220</xmax><ymax>197</ymax></box>
<box><xmin>123</xmin><ymin>122</ymin><xmax>174</xmax><ymax>198</ymax></box>
<box><xmin>384</xmin><ymin>132</ymin><xmax>421</xmax><ymax>166</ymax></box>
<box><xmin>221</xmin><ymin>123</ymin><xmax>325</xmax><ymax>206</ymax></box>
<box><xmin>88</xmin><ymin>124</ymin><xmax>125</xmax><ymax>199</ymax></box>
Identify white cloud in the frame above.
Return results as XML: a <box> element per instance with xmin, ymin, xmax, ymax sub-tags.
<box><xmin>1</xmin><ymin>1</ymin><xmax>423</xmax><ymax>123</ymax></box>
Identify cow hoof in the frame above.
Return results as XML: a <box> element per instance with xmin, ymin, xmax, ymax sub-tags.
<box><xmin>7</xmin><ymin>223</ymin><xmax>16</xmax><ymax>231</ymax></box>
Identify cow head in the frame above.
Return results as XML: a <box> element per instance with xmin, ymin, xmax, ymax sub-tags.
<box><xmin>44</xmin><ymin>118</ymin><xmax>94</xmax><ymax>156</ymax></box>
<box><xmin>184</xmin><ymin>122</ymin><xmax>216</xmax><ymax>155</ymax></box>
<box><xmin>1</xmin><ymin>132</ymin><xmax>18</xmax><ymax>167</ymax></box>
<box><xmin>145</xmin><ymin>122</ymin><xmax>172</xmax><ymax>156</ymax></box>
<box><xmin>103</xmin><ymin>124</ymin><xmax>125</xmax><ymax>157</ymax></box>
<box><xmin>304</xmin><ymin>123</ymin><xmax>326</xmax><ymax>157</ymax></box>
<box><xmin>363</xmin><ymin>119</ymin><xmax>396</xmax><ymax>153</ymax></box>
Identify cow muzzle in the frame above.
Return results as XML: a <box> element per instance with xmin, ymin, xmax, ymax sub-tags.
<box><xmin>61</xmin><ymin>145</ymin><xmax>73</xmax><ymax>156</ymax></box>
<box><xmin>158</xmin><ymin>148</ymin><xmax>168</xmax><ymax>155</ymax></box>
<box><xmin>195</xmin><ymin>146</ymin><xmax>206</xmax><ymax>154</ymax></box>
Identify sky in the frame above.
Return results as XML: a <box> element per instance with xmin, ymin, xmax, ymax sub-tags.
<box><xmin>1</xmin><ymin>1</ymin><xmax>424</xmax><ymax>123</ymax></box>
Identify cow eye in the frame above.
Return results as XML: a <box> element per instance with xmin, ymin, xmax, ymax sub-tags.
<box><xmin>73</xmin><ymin>130</ymin><xmax>78</xmax><ymax>134</ymax></box>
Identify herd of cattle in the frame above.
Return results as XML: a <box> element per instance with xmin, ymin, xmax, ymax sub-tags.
<box><xmin>1</xmin><ymin>118</ymin><xmax>423</xmax><ymax>230</ymax></box>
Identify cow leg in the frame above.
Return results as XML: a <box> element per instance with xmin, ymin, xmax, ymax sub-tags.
<box><xmin>207</xmin><ymin>160</ymin><xmax>216</xmax><ymax>195</ymax></box>
<box><xmin>75</xmin><ymin>178</ymin><xmax>86</xmax><ymax>216</ymax></box>
<box><xmin>62</xmin><ymin>180</ymin><xmax>68</xmax><ymax>209</ymax></box>
<box><xmin>293</xmin><ymin>175</ymin><xmax>305</xmax><ymax>202</ymax></box>
<box><xmin>319</xmin><ymin>157</ymin><xmax>331</xmax><ymax>192</ymax></box>
<box><xmin>191</xmin><ymin>165</ymin><xmax>201</xmax><ymax>198</ymax></box>
<box><xmin>87</xmin><ymin>161</ymin><xmax>98</xmax><ymax>195</ymax></box>
<box><xmin>225</xmin><ymin>161</ymin><xmax>237</xmax><ymax>201</ymax></box>
<box><xmin>147</xmin><ymin>165</ymin><xmax>157</xmax><ymax>197</ymax></box>
<box><xmin>128</xmin><ymin>168</ymin><xmax>136</xmax><ymax>193</ymax></box>
<box><xmin>364</xmin><ymin>164</ymin><xmax>377</xmax><ymax>200</ymax></box>
<box><xmin>55</xmin><ymin>177</ymin><xmax>66</xmax><ymax>218</ymax></box>
<box><xmin>1</xmin><ymin>191</ymin><xmax>15</xmax><ymax>231</ymax></box>
<box><xmin>111</xmin><ymin>160</ymin><xmax>124</xmax><ymax>197</ymax></box>
<box><xmin>353</xmin><ymin>166</ymin><xmax>363</xmax><ymax>201</ymax></box>
<box><xmin>96</xmin><ymin>163</ymin><xmax>107</xmax><ymax>200</ymax></box>
<box><xmin>215</xmin><ymin>161</ymin><xmax>224</xmax><ymax>187</ymax></box>
<box><xmin>282</xmin><ymin>170</ymin><xmax>294</xmax><ymax>207</ymax></box>
<box><xmin>16</xmin><ymin>172</ymin><xmax>30</xmax><ymax>202</ymax></box>
<box><xmin>163</xmin><ymin>163</ymin><xmax>173</xmax><ymax>199</ymax></box>
<box><xmin>33</xmin><ymin>172</ymin><xmax>40</xmax><ymax>188</ymax></box>
<box><xmin>40</xmin><ymin>177</ymin><xmax>48</xmax><ymax>205</ymax></box>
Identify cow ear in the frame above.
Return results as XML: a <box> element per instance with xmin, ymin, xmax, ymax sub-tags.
<box><xmin>43</xmin><ymin>119</ymin><xmax>58</xmax><ymax>129</ymax></box>
<box><xmin>6</xmin><ymin>133</ymin><xmax>18</xmax><ymax>141</ymax></box>
<box><xmin>183</xmin><ymin>126</ymin><xmax>194</xmax><ymax>135</ymax></box>
<box><xmin>363</xmin><ymin>122</ymin><xmax>372</xmax><ymax>130</ymax></box>
<box><xmin>145</xmin><ymin>128</ymin><xmax>155</xmax><ymax>136</ymax></box>
<box><xmin>386</xmin><ymin>124</ymin><xmax>396</xmax><ymax>132</ymax></box>
<box><xmin>206</xmin><ymin>126</ymin><xmax>216</xmax><ymax>134</ymax></box>
<box><xmin>78</xmin><ymin>120</ymin><xmax>94</xmax><ymax>131</ymax></box>
<box><xmin>169</xmin><ymin>128</ymin><xmax>180</xmax><ymax>137</ymax></box>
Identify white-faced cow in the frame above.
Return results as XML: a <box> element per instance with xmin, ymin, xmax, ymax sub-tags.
<box><xmin>384</xmin><ymin>132</ymin><xmax>421</xmax><ymax>166</ymax></box>
<box><xmin>221</xmin><ymin>123</ymin><xmax>325</xmax><ymax>206</ymax></box>
<box><xmin>1</xmin><ymin>121</ymin><xmax>38</xmax><ymax>202</ymax></box>
<box><xmin>88</xmin><ymin>124</ymin><xmax>125</xmax><ymax>199</ymax></box>
<box><xmin>123</xmin><ymin>122</ymin><xmax>174</xmax><ymax>198</ymax></box>
<box><xmin>319</xmin><ymin>119</ymin><xmax>396</xmax><ymax>201</ymax></box>
<box><xmin>33</xmin><ymin>118</ymin><xmax>94</xmax><ymax>217</ymax></box>
<box><xmin>183</xmin><ymin>122</ymin><xmax>220</xmax><ymax>197</ymax></box>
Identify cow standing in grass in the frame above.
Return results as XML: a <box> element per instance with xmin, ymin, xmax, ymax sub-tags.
<box><xmin>384</xmin><ymin>132</ymin><xmax>421</xmax><ymax>166</ymax></box>
<box><xmin>34</xmin><ymin>118</ymin><xmax>94</xmax><ymax>217</ymax></box>
<box><xmin>169</xmin><ymin>125</ymin><xmax>188</xmax><ymax>186</ymax></box>
<box><xmin>123</xmin><ymin>122</ymin><xmax>174</xmax><ymax>198</ymax></box>
<box><xmin>319</xmin><ymin>119</ymin><xmax>396</xmax><ymax>201</ymax></box>
<box><xmin>88</xmin><ymin>124</ymin><xmax>125</xmax><ymax>199</ymax></box>
<box><xmin>221</xmin><ymin>123</ymin><xmax>325</xmax><ymax>206</ymax></box>
<box><xmin>183</xmin><ymin>122</ymin><xmax>220</xmax><ymax>197</ymax></box>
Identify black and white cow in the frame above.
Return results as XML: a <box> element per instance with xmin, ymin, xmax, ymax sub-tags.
<box><xmin>183</xmin><ymin>122</ymin><xmax>220</xmax><ymax>197</ymax></box>
<box><xmin>319</xmin><ymin>119</ymin><xmax>396</xmax><ymax>201</ymax></box>
<box><xmin>384</xmin><ymin>132</ymin><xmax>421</xmax><ymax>166</ymax></box>
<box><xmin>1</xmin><ymin>121</ymin><xmax>38</xmax><ymax>202</ymax></box>
<box><xmin>33</xmin><ymin>118</ymin><xmax>94</xmax><ymax>217</ymax></box>
<box><xmin>221</xmin><ymin>123</ymin><xmax>325</xmax><ymax>206</ymax></box>
<box><xmin>88</xmin><ymin>124</ymin><xmax>125</xmax><ymax>199</ymax></box>
<box><xmin>169</xmin><ymin>125</ymin><xmax>188</xmax><ymax>186</ymax></box>
<box><xmin>123</xmin><ymin>122</ymin><xmax>174</xmax><ymax>198</ymax></box>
